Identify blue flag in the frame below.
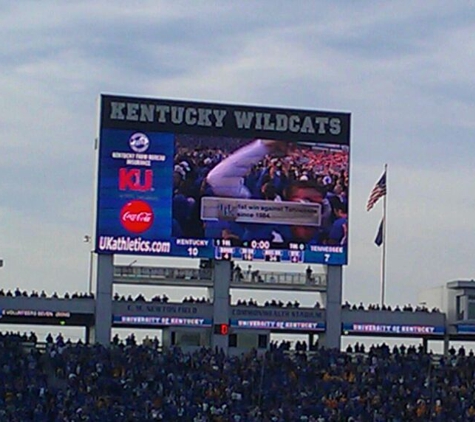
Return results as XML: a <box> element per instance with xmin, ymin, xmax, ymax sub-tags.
<box><xmin>374</xmin><ymin>218</ymin><xmax>384</xmax><ymax>246</ymax></box>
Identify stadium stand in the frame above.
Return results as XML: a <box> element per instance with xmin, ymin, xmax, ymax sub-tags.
<box><xmin>1</xmin><ymin>289</ymin><xmax>443</xmax><ymax>313</ymax></box>
<box><xmin>0</xmin><ymin>333</ymin><xmax>473</xmax><ymax>421</ymax></box>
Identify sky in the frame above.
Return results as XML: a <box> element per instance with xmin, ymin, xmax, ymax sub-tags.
<box><xmin>1</xmin><ymin>1</ymin><xmax>475</xmax><ymax>312</ymax></box>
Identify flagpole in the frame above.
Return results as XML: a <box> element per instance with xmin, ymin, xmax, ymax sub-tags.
<box><xmin>381</xmin><ymin>163</ymin><xmax>388</xmax><ymax>306</ymax></box>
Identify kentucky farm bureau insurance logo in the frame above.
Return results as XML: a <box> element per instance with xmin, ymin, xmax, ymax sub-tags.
<box><xmin>120</xmin><ymin>200</ymin><xmax>154</xmax><ymax>233</ymax></box>
<box><xmin>129</xmin><ymin>132</ymin><xmax>150</xmax><ymax>153</ymax></box>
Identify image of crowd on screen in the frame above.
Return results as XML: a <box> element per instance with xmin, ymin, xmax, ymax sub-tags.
<box><xmin>171</xmin><ymin>135</ymin><xmax>348</xmax><ymax>246</ymax></box>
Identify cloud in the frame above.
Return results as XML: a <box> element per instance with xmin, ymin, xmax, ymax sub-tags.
<box><xmin>0</xmin><ymin>0</ymin><xmax>474</xmax><ymax>311</ymax></box>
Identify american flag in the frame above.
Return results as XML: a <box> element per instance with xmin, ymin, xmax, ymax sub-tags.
<box><xmin>366</xmin><ymin>171</ymin><xmax>386</xmax><ymax>211</ymax></box>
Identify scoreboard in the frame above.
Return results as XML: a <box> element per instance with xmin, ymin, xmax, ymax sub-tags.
<box><xmin>100</xmin><ymin>236</ymin><xmax>346</xmax><ymax>265</ymax></box>
<box><xmin>211</xmin><ymin>240</ymin><xmax>344</xmax><ymax>265</ymax></box>
<box><xmin>96</xmin><ymin>96</ymin><xmax>350</xmax><ymax>266</ymax></box>
<box><xmin>159</xmin><ymin>237</ymin><xmax>346</xmax><ymax>264</ymax></box>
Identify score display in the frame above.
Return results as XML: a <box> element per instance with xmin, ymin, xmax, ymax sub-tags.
<box><xmin>214</xmin><ymin>323</ymin><xmax>230</xmax><ymax>335</ymax></box>
<box><xmin>95</xmin><ymin>95</ymin><xmax>350</xmax><ymax>265</ymax></box>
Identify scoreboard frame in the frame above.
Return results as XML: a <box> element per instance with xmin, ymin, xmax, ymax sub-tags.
<box><xmin>95</xmin><ymin>95</ymin><xmax>351</xmax><ymax>265</ymax></box>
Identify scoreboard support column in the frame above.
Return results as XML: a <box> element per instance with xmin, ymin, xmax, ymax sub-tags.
<box><xmin>324</xmin><ymin>265</ymin><xmax>343</xmax><ymax>350</ymax></box>
<box><xmin>92</xmin><ymin>254</ymin><xmax>114</xmax><ymax>346</ymax></box>
<box><xmin>211</xmin><ymin>260</ymin><xmax>231</xmax><ymax>353</ymax></box>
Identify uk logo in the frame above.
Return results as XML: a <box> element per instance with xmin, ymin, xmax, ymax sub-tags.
<box><xmin>119</xmin><ymin>168</ymin><xmax>153</xmax><ymax>192</ymax></box>
<box><xmin>218</xmin><ymin>203</ymin><xmax>237</xmax><ymax>219</ymax></box>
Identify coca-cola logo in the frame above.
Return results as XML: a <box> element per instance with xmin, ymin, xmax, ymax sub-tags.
<box><xmin>120</xmin><ymin>200</ymin><xmax>154</xmax><ymax>233</ymax></box>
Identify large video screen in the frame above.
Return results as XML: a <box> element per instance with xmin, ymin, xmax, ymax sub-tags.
<box><xmin>95</xmin><ymin>95</ymin><xmax>351</xmax><ymax>265</ymax></box>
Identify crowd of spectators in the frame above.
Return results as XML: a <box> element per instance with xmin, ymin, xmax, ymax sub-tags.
<box><xmin>233</xmin><ymin>299</ymin><xmax>441</xmax><ymax>313</ymax></box>
<box><xmin>342</xmin><ymin>301</ymin><xmax>441</xmax><ymax>313</ymax></box>
<box><xmin>2</xmin><ymin>333</ymin><xmax>475</xmax><ymax>421</ymax></box>
<box><xmin>113</xmin><ymin>294</ymin><xmax>211</xmax><ymax>304</ymax></box>
<box><xmin>235</xmin><ymin>299</ymin><xmax>312</xmax><ymax>309</ymax></box>
<box><xmin>1</xmin><ymin>289</ymin><xmax>444</xmax><ymax>315</ymax></box>
<box><xmin>0</xmin><ymin>289</ymin><xmax>94</xmax><ymax>299</ymax></box>
<box><xmin>0</xmin><ymin>290</ymin><xmax>212</xmax><ymax>305</ymax></box>
<box><xmin>232</xmin><ymin>299</ymin><xmax>443</xmax><ymax>313</ymax></box>
<box><xmin>113</xmin><ymin>293</ymin><xmax>170</xmax><ymax>303</ymax></box>
<box><xmin>182</xmin><ymin>296</ymin><xmax>211</xmax><ymax>304</ymax></box>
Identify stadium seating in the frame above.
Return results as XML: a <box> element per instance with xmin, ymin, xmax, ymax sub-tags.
<box><xmin>0</xmin><ymin>332</ymin><xmax>472</xmax><ymax>421</ymax></box>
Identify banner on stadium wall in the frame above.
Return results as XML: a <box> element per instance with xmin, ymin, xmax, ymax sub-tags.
<box><xmin>0</xmin><ymin>308</ymin><xmax>92</xmax><ymax>326</ymax></box>
<box><xmin>456</xmin><ymin>325</ymin><xmax>475</xmax><ymax>334</ymax></box>
<box><xmin>113</xmin><ymin>315</ymin><xmax>212</xmax><ymax>328</ymax></box>
<box><xmin>95</xmin><ymin>95</ymin><xmax>351</xmax><ymax>265</ymax></box>
<box><xmin>342</xmin><ymin>323</ymin><xmax>445</xmax><ymax>336</ymax></box>
<box><xmin>231</xmin><ymin>319</ymin><xmax>325</xmax><ymax>332</ymax></box>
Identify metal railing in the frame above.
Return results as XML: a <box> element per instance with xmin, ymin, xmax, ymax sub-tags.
<box><xmin>114</xmin><ymin>266</ymin><xmax>326</xmax><ymax>287</ymax></box>
<box><xmin>232</xmin><ymin>271</ymin><xmax>326</xmax><ymax>287</ymax></box>
<box><xmin>114</xmin><ymin>266</ymin><xmax>213</xmax><ymax>281</ymax></box>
